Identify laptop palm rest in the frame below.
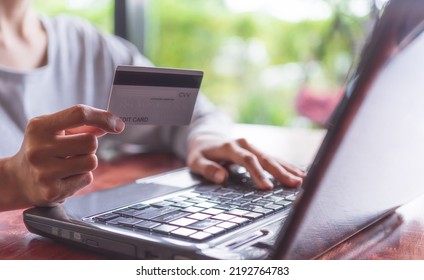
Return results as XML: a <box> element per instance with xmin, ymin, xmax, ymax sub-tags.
<box><xmin>26</xmin><ymin>182</ymin><xmax>183</xmax><ymax>222</ymax></box>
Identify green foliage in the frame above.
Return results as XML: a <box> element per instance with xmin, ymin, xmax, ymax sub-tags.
<box><xmin>32</xmin><ymin>0</ymin><xmax>114</xmax><ymax>33</ymax></box>
<box><xmin>34</xmin><ymin>0</ymin><xmax>370</xmax><ymax>127</ymax></box>
<box><xmin>145</xmin><ymin>0</ymin><xmax>369</xmax><ymax>126</ymax></box>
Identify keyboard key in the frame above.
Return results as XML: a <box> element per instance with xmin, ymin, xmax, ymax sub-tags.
<box><xmin>232</xmin><ymin>189</ymin><xmax>252</xmax><ymax>194</ymax></box>
<box><xmin>171</xmin><ymin>227</ymin><xmax>198</xmax><ymax>237</ymax></box>
<box><xmin>106</xmin><ymin>216</ymin><xmax>134</xmax><ymax>226</ymax></box>
<box><xmin>172</xmin><ymin>201</ymin><xmax>195</xmax><ymax>208</ymax></box>
<box><xmin>207</xmin><ymin>197</ymin><xmax>232</xmax><ymax>204</ymax></box>
<box><xmin>238</xmin><ymin>205</ymin><xmax>260</xmax><ymax>212</ymax></box>
<box><xmin>214</xmin><ymin>203</ymin><xmax>237</xmax><ymax>211</ymax></box>
<box><xmin>266</xmin><ymin>195</ymin><xmax>284</xmax><ymax>202</ymax></box>
<box><xmin>230</xmin><ymin>199</ymin><xmax>251</xmax><ymax>207</ymax></box>
<box><xmin>263</xmin><ymin>204</ymin><xmax>285</xmax><ymax>211</ymax></box>
<box><xmin>128</xmin><ymin>203</ymin><xmax>150</xmax><ymax>210</ymax></box>
<box><xmin>134</xmin><ymin>220</ymin><xmax>161</xmax><ymax>230</ymax></box>
<box><xmin>204</xmin><ymin>226</ymin><xmax>226</xmax><ymax>235</ymax></box>
<box><xmin>201</xmin><ymin>208</ymin><xmax>225</xmax><ymax>215</ymax></box>
<box><xmin>227</xmin><ymin>209</ymin><xmax>249</xmax><ymax>216</ymax></box>
<box><xmin>251</xmin><ymin>207</ymin><xmax>274</xmax><ymax>215</ymax></box>
<box><xmin>135</xmin><ymin>206</ymin><xmax>178</xmax><ymax>220</ymax></box>
<box><xmin>213</xmin><ymin>188</ymin><xmax>233</xmax><ymax>195</ymax></box>
<box><xmin>93</xmin><ymin>212</ymin><xmax>120</xmax><ymax>222</ymax></box>
<box><xmin>216</xmin><ymin>221</ymin><xmax>238</xmax><ymax>230</ymax></box>
<box><xmin>222</xmin><ymin>193</ymin><xmax>243</xmax><ymax>200</ymax></box>
<box><xmin>150</xmin><ymin>201</ymin><xmax>174</xmax><ymax>208</ymax></box>
<box><xmin>152</xmin><ymin>224</ymin><xmax>179</xmax><ymax>234</ymax></box>
<box><xmin>194</xmin><ymin>185</ymin><xmax>220</xmax><ymax>193</ymax></box>
<box><xmin>152</xmin><ymin>211</ymin><xmax>191</xmax><ymax>223</ymax></box>
<box><xmin>275</xmin><ymin>200</ymin><xmax>292</xmax><ymax>207</ymax></box>
<box><xmin>273</xmin><ymin>189</ymin><xmax>297</xmax><ymax>197</ymax></box>
<box><xmin>180</xmin><ymin>192</ymin><xmax>199</xmax><ymax>198</ymax></box>
<box><xmin>227</xmin><ymin>184</ymin><xmax>250</xmax><ymax>192</ymax></box>
<box><xmin>261</xmin><ymin>192</ymin><xmax>274</xmax><ymax>198</ymax></box>
<box><xmin>253</xmin><ymin>190</ymin><xmax>273</xmax><ymax>199</ymax></box>
<box><xmin>185</xmin><ymin>197</ymin><xmax>208</xmax><ymax>204</ymax></box>
<box><xmin>212</xmin><ymin>213</ymin><xmax>238</xmax><ymax>221</ymax></box>
<box><xmin>243</xmin><ymin>211</ymin><xmax>264</xmax><ymax>219</ymax></box>
<box><xmin>197</xmin><ymin>194</ymin><xmax>215</xmax><ymax>200</ymax></box>
<box><xmin>252</xmin><ymin>199</ymin><xmax>273</xmax><ymax>207</ymax></box>
<box><xmin>188</xmin><ymin>213</ymin><xmax>212</xmax><ymax>220</ymax></box>
<box><xmin>112</xmin><ymin>208</ymin><xmax>144</xmax><ymax>217</ymax></box>
<box><xmin>243</xmin><ymin>194</ymin><xmax>262</xmax><ymax>201</ymax></box>
<box><xmin>271</xmin><ymin>188</ymin><xmax>284</xmax><ymax>194</ymax></box>
<box><xmin>187</xmin><ymin>219</ymin><xmax>221</xmax><ymax>230</ymax></box>
<box><xmin>189</xmin><ymin>231</ymin><xmax>213</xmax><ymax>241</ymax></box>
<box><xmin>181</xmin><ymin>206</ymin><xmax>205</xmax><ymax>213</ymax></box>
<box><xmin>170</xmin><ymin>217</ymin><xmax>197</xmax><ymax>227</ymax></box>
<box><xmin>229</xmin><ymin>217</ymin><xmax>249</xmax><ymax>224</ymax></box>
<box><xmin>165</xmin><ymin>196</ymin><xmax>187</xmax><ymax>203</ymax></box>
<box><xmin>117</xmin><ymin>217</ymin><xmax>143</xmax><ymax>227</ymax></box>
<box><xmin>284</xmin><ymin>195</ymin><xmax>296</xmax><ymax>202</ymax></box>
<box><xmin>195</xmin><ymin>202</ymin><xmax>218</xmax><ymax>209</ymax></box>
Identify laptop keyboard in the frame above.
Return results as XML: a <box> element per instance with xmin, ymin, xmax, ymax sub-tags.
<box><xmin>90</xmin><ymin>174</ymin><xmax>299</xmax><ymax>242</ymax></box>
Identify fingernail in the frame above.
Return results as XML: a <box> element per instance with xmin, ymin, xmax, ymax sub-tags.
<box><xmin>294</xmin><ymin>177</ymin><xmax>303</xmax><ymax>186</ymax></box>
<box><xmin>288</xmin><ymin>176</ymin><xmax>303</xmax><ymax>187</ymax></box>
<box><xmin>213</xmin><ymin>170</ymin><xmax>226</xmax><ymax>183</ymax></box>
<box><xmin>263</xmin><ymin>178</ymin><xmax>274</xmax><ymax>189</ymax></box>
<box><xmin>114</xmin><ymin>117</ymin><xmax>125</xmax><ymax>132</ymax></box>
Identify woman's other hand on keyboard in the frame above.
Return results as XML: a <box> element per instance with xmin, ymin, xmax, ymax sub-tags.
<box><xmin>187</xmin><ymin>135</ymin><xmax>306</xmax><ymax>190</ymax></box>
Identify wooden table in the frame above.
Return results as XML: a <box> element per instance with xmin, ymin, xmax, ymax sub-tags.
<box><xmin>1</xmin><ymin>124</ymin><xmax>424</xmax><ymax>259</ymax></box>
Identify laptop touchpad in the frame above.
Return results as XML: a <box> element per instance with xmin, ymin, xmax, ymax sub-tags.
<box><xmin>63</xmin><ymin>182</ymin><xmax>182</xmax><ymax>219</ymax></box>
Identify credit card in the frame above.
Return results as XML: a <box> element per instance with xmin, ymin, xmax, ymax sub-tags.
<box><xmin>107</xmin><ymin>65</ymin><xmax>203</xmax><ymax>125</ymax></box>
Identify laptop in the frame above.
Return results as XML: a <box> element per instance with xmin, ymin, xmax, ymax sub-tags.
<box><xmin>23</xmin><ymin>2</ymin><xmax>424</xmax><ymax>260</ymax></box>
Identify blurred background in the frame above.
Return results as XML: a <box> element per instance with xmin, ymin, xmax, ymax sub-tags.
<box><xmin>33</xmin><ymin>0</ymin><xmax>389</xmax><ymax>128</ymax></box>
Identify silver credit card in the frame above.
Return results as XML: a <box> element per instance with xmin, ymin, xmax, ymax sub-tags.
<box><xmin>107</xmin><ymin>65</ymin><xmax>203</xmax><ymax>125</ymax></box>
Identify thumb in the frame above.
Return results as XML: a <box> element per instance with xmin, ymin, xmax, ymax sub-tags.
<box><xmin>189</xmin><ymin>157</ymin><xmax>228</xmax><ymax>184</ymax></box>
<box><xmin>65</xmin><ymin>125</ymin><xmax>115</xmax><ymax>137</ymax></box>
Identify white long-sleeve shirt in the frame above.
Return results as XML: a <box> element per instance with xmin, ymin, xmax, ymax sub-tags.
<box><xmin>0</xmin><ymin>15</ymin><xmax>231</xmax><ymax>159</ymax></box>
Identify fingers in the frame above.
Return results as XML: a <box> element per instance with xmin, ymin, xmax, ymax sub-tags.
<box><xmin>18</xmin><ymin>105</ymin><xmax>124</xmax><ymax>208</ymax></box>
<box><xmin>198</xmin><ymin>140</ymin><xmax>275</xmax><ymax>190</ymax></box>
<box><xmin>25</xmin><ymin>133</ymin><xmax>99</xmax><ymax>163</ymax></box>
<box><xmin>64</xmin><ymin>125</ymin><xmax>109</xmax><ymax>137</ymax></box>
<box><xmin>24</xmin><ymin>133</ymin><xmax>99</xmax><ymax>186</ymax></box>
<box><xmin>236</xmin><ymin>138</ymin><xmax>305</xmax><ymax>187</ymax></box>
<box><xmin>258</xmin><ymin>157</ymin><xmax>303</xmax><ymax>187</ymax></box>
<box><xmin>236</xmin><ymin>138</ymin><xmax>306</xmax><ymax>177</ymax></box>
<box><xmin>32</xmin><ymin>104</ymin><xmax>125</xmax><ymax>135</ymax></box>
<box><xmin>188</xmin><ymin>136</ymin><xmax>306</xmax><ymax>190</ymax></box>
<box><xmin>23</xmin><ymin>153</ymin><xmax>97</xmax><ymax>207</ymax></box>
<box><xmin>34</xmin><ymin>172</ymin><xmax>94</xmax><ymax>207</ymax></box>
<box><xmin>226</xmin><ymin>144</ymin><xmax>275</xmax><ymax>189</ymax></box>
<box><xmin>277</xmin><ymin>160</ymin><xmax>306</xmax><ymax>178</ymax></box>
<box><xmin>42</xmin><ymin>154</ymin><xmax>98</xmax><ymax>180</ymax></box>
<box><xmin>53</xmin><ymin>133</ymin><xmax>98</xmax><ymax>158</ymax></box>
<box><xmin>188</xmin><ymin>156</ymin><xmax>228</xmax><ymax>184</ymax></box>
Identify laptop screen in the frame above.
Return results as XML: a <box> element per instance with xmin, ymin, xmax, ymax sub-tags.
<box><xmin>275</xmin><ymin>0</ymin><xmax>424</xmax><ymax>259</ymax></box>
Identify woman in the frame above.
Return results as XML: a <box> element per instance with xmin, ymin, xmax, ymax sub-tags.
<box><xmin>0</xmin><ymin>0</ymin><xmax>304</xmax><ymax>212</ymax></box>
